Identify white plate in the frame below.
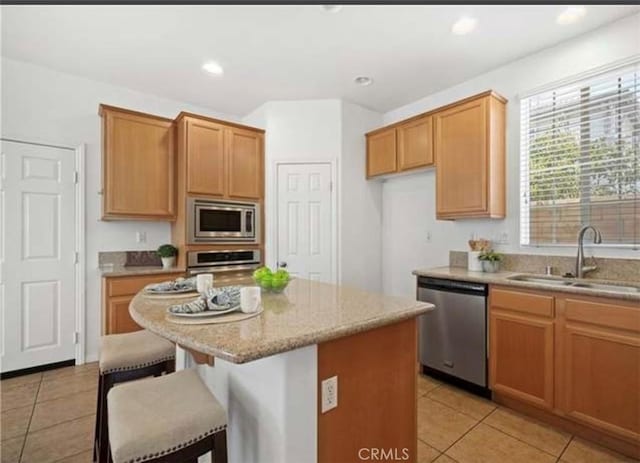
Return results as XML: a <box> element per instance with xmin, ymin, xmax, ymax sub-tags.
<box><xmin>167</xmin><ymin>305</ymin><xmax>240</xmax><ymax>318</ymax></box>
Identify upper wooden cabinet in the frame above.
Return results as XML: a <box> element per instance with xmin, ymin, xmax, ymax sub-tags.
<box><xmin>100</xmin><ymin>105</ymin><xmax>176</xmax><ymax>220</ymax></box>
<box><xmin>227</xmin><ymin>127</ymin><xmax>263</xmax><ymax>199</ymax></box>
<box><xmin>366</xmin><ymin>115</ymin><xmax>434</xmax><ymax>178</ymax></box>
<box><xmin>177</xmin><ymin>113</ymin><xmax>264</xmax><ymax>200</ymax></box>
<box><xmin>185</xmin><ymin>117</ymin><xmax>226</xmax><ymax>197</ymax></box>
<box><xmin>435</xmin><ymin>92</ymin><xmax>506</xmax><ymax>220</ymax></box>
<box><xmin>397</xmin><ymin>115</ymin><xmax>433</xmax><ymax>171</ymax></box>
<box><xmin>366</xmin><ymin>128</ymin><xmax>397</xmax><ymax>178</ymax></box>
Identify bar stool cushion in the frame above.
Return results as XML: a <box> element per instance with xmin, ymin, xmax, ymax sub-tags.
<box><xmin>107</xmin><ymin>369</ymin><xmax>227</xmax><ymax>463</ymax></box>
<box><xmin>99</xmin><ymin>330</ymin><xmax>175</xmax><ymax>375</ymax></box>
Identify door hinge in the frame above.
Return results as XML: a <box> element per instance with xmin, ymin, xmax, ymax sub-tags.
<box><xmin>73</xmin><ymin>332</ymin><xmax>79</xmax><ymax>344</ymax></box>
<box><xmin>73</xmin><ymin>171</ymin><xmax>79</xmax><ymax>184</ymax></box>
<box><xmin>74</xmin><ymin>251</ymin><xmax>79</xmax><ymax>264</ymax></box>
<box><xmin>329</xmin><ymin>181</ymin><xmax>333</xmax><ymax>192</ymax></box>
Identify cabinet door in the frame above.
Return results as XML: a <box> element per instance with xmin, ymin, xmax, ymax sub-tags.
<box><xmin>226</xmin><ymin>128</ymin><xmax>263</xmax><ymax>199</ymax></box>
<box><xmin>490</xmin><ymin>288</ymin><xmax>555</xmax><ymax>410</ymax></box>
<box><xmin>186</xmin><ymin>118</ymin><xmax>226</xmax><ymax>197</ymax></box>
<box><xmin>366</xmin><ymin>128</ymin><xmax>397</xmax><ymax>178</ymax></box>
<box><xmin>102</xmin><ymin>108</ymin><xmax>175</xmax><ymax>219</ymax></box>
<box><xmin>435</xmin><ymin>97</ymin><xmax>488</xmax><ymax>218</ymax></box>
<box><xmin>558</xmin><ymin>297</ymin><xmax>640</xmax><ymax>443</ymax></box>
<box><xmin>397</xmin><ymin>116</ymin><xmax>433</xmax><ymax>171</ymax></box>
<box><xmin>106</xmin><ymin>295</ymin><xmax>142</xmax><ymax>334</ymax></box>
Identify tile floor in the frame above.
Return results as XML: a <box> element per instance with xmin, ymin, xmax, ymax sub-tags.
<box><xmin>0</xmin><ymin>365</ymin><xmax>637</xmax><ymax>463</ymax></box>
<box><xmin>1</xmin><ymin>363</ymin><xmax>97</xmax><ymax>463</ymax></box>
<box><xmin>416</xmin><ymin>374</ymin><xmax>639</xmax><ymax>463</ymax></box>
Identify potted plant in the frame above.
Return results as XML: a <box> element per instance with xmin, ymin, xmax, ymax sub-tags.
<box><xmin>156</xmin><ymin>244</ymin><xmax>178</xmax><ymax>269</ymax></box>
<box><xmin>478</xmin><ymin>250</ymin><xmax>503</xmax><ymax>273</ymax></box>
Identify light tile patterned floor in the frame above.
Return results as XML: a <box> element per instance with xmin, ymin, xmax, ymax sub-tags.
<box><xmin>416</xmin><ymin>374</ymin><xmax>639</xmax><ymax>463</ymax></box>
<box><xmin>1</xmin><ymin>363</ymin><xmax>97</xmax><ymax>463</ymax></box>
<box><xmin>1</xmin><ymin>367</ymin><xmax>637</xmax><ymax>462</ymax></box>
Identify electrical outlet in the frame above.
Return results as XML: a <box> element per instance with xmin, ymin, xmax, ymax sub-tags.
<box><xmin>426</xmin><ymin>231</ymin><xmax>432</xmax><ymax>243</ymax></box>
<box><xmin>136</xmin><ymin>231</ymin><xmax>147</xmax><ymax>243</ymax></box>
<box><xmin>495</xmin><ymin>231</ymin><xmax>509</xmax><ymax>245</ymax></box>
<box><xmin>321</xmin><ymin>376</ymin><xmax>338</xmax><ymax>413</ymax></box>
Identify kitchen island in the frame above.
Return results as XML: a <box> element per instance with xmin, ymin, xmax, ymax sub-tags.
<box><xmin>130</xmin><ymin>278</ymin><xmax>433</xmax><ymax>463</ymax></box>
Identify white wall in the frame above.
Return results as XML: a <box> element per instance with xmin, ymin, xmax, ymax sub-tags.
<box><xmin>381</xmin><ymin>13</ymin><xmax>640</xmax><ymax>298</ymax></box>
<box><xmin>243</xmin><ymin>100</ymin><xmax>384</xmax><ymax>292</ymax></box>
<box><xmin>1</xmin><ymin>57</ymin><xmax>239</xmax><ymax>361</ymax></box>
<box><xmin>340</xmin><ymin>102</ymin><xmax>383</xmax><ymax>292</ymax></box>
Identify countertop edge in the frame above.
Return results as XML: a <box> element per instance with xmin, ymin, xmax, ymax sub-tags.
<box><xmin>130</xmin><ymin>301</ymin><xmax>433</xmax><ymax>364</ymax></box>
<box><xmin>101</xmin><ymin>267</ymin><xmax>186</xmax><ymax>277</ymax></box>
<box><xmin>413</xmin><ymin>268</ymin><xmax>640</xmax><ymax>302</ymax></box>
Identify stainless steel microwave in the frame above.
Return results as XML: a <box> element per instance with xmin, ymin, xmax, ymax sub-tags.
<box><xmin>187</xmin><ymin>198</ymin><xmax>260</xmax><ymax>244</ymax></box>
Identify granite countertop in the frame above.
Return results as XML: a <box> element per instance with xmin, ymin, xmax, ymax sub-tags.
<box><xmin>100</xmin><ymin>265</ymin><xmax>186</xmax><ymax>277</ymax></box>
<box><xmin>413</xmin><ymin>267</ymin><xmax>640</xmax><ymax>302</ymax></box>
<box><xmin>130</xmin><ymin>278</ymin><xmax>434</xmax><ymax>363</ymax></box>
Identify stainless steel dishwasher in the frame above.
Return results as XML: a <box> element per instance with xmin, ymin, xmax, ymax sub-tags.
<box><xmin>417</xmin><ymin>276</ymin><xmax>488</xmax><ymax>392</ymax></box>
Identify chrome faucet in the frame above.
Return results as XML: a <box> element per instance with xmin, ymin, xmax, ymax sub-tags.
<box><xmin>575</xmin><ymin>225</ymin><xmax>602</xmax><ymax>278</ymax></box>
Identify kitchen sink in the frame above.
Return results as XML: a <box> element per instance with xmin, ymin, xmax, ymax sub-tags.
<box><xmin>508</xmin><ymin>275</ymin><xmax>640</xmax><ymax>293</ymax></box>
<box><xmin>570</xmin><ymin>282</ymin><xmax>640</xmax><ymax>293</ymax></box>
<box><xmin>508</xmin><ymin>275</ymin><xmax>574</xmax><ymax>286</ymax></box>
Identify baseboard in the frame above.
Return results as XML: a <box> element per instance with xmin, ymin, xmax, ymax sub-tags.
<box><xmin>493</xmin><ymin>392</ymin><xmax>640</xmax><ymax>460</ymax></box>
<box><xmin>0</xmin><ymin>359</ymin><xmax>75</xmax><ymax>379</ymax></box>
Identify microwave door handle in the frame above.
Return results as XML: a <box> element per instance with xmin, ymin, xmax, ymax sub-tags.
<box><xmin>241</xmin><ymin>210</ymin><xmax>247</xmax><ymax>235</ymax></box>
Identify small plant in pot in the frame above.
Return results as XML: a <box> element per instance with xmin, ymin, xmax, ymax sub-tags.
<box><xmin>478</xmin><ymin>250</ymin><xmax>503</xmax><ymax>273</ymax></box>
<box><xmin>157</xmin><ymin>244</ymin><xmax>178</xmax><ymax>269</ymax></box>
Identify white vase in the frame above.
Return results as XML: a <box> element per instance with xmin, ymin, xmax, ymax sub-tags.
<box><xmin>467</xmin><ymin>251</ymin><xmax>483</xmax><ymax>272</ymax></box>
<box><xmin>161</xmin><ymin>256</ymin><xmax>175</xmax><ymax>269</ymax></box>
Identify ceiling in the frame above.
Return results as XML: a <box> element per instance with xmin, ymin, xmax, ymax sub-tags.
<box><xmin>2</xmin><ymin>5</ymin><xmax>638</xmax><ymax>116</ymax></box>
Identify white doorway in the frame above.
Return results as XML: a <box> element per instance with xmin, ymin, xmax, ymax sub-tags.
<box><xmin>1</xmin><ymin>139</ymin><xmax>85</xmax><ymax>373</ymax></box>
<box><xmin>275</xmin><ymin>161</ymin><xmax>336</xmax><ymax>283</ymax></box>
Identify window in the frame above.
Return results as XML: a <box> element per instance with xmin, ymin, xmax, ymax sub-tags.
<box><xmin>520</xmin><ymin>62</ymin><xmax>639</xmax><ymax>247</ymax></box>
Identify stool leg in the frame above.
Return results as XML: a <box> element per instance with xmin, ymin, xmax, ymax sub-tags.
<box><xmin>93</xmin><ymin>373</ymin><xmax>103</xmax><ymax>462</ymax></box>
<box><xmin>99</xmin><ymin>374</ymin><xmax>113</xmax><ymax>463</ymax></box>
<box><xmin>213</xmin><ymin>430</ymin><xmax>228</xmax><ymax>463</ymax></box>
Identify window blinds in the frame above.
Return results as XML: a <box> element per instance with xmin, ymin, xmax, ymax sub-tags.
<box><xmin>520</xmin><ymin>62</ymin><xmax>639</xmax><ymax>247</ymax></box>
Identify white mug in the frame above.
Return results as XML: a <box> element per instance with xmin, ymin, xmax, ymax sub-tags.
<box><xmin>240</xmin><ymin>286</ymin><xmax>261</xmax><ymax>313</ymax></box>
<box><xmin>196</xmin><ymin>273</ymin><xmax>214</xmax><ymax>294</ymax></box>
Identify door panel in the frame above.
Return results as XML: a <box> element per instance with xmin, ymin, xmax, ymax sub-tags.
<box><xmin>186</xmin><ymin>118</ymin><xmax>225</xmax><ymax>196</ymax></box>
<box><xmin>1</xmin><ymin>140</ymin><xmax>77</xmax><ymax>372</ymax></box>
<box><xmin>367</xmin><ymin>129</ymin><xmax>397</xmax><ymax>177</ymax></box>
<box><xmin>435</xmin><ymin>97</ymin><xmax>488</xmax><ymax>215</ymax></box>
<box><xmin>398</xmin><ymin>116</ymin><xmax>433</xmax><ymax>171</ymax></box>
<box><xmin>227</xmin><ymin>128</ymin><xmax>263</xmax><ymax>199</ymax></box>
<box><xmin>277</xmin><ymin>163</ymin><xmax>333</xmax><ymax>283</ymax></box>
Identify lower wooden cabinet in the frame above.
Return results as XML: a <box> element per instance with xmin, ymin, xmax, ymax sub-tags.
<box><xmin>556</xmin><ymin>296</ymin><xmax>640</xmax><ymax>443</ymax></box>
<box><xmin>490</xmin><ymin>286</ymin><xmax>640</xmax><ymax>449</ymax></box>
<box><xmin>102</xmin><ymin>272</ymin><xmax>183</xmax><ymax>335</ymax></box>
<box><xmin>489</xmin><ymin>287</ymin><xmax>555</xmax><ymax>410</ymax></box>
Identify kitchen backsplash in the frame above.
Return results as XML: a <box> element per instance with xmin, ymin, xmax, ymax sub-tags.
<box><xmin>98</xmin><ymin>250</ymin><xmax>161</xmax><ymax>268</ymax></box>
<box><xmin>449</xmin><ymin>251</ymin><xmax>640</xmax><ymax>283</ymax></box>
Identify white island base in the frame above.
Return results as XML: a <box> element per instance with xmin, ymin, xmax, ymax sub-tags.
<box><xmin>177</xmin><ymin>344</ymin><xmax>318</xmax><ymax>463</ymax></box>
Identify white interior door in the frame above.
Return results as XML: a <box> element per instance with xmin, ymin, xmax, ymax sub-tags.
<box><xmin>277</xmin><ymin>162</ymin><xmax>334</xmax><ymax>283</ymax></box>
<box><xmin>1</xmin><ymin>140</ymin><xmax>77</xmax><ymax>372</ymax></box>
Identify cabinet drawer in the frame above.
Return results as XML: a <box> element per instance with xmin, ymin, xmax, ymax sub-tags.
<box><xmin>491</xmin><ymin>287</ymin><xmax>554</xmax><ymax>318</ymax></box>
<box><xmin>106</xmin><ymin>272</ymin><xmax>183</xmax><ymax>297</ymax></box>
<box><xmin>564</xmin><ymin>297</ymin><xmax>640</xmax><ymax>333</ymax></box>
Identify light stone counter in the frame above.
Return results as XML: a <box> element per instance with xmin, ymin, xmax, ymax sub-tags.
<box><xmin>413</xmin><ymin>266</ymin><xmax>640</xmax><ymax>302</ymax></box>
<box><xmin>100</xmin><ymin>265</ymin><xmax>186</xmax><ymax>277</ymax></box>
<box><xmin>130</xmin><ymin>277</ymin><xmax>433</xmax><ymax>363</ymax></box>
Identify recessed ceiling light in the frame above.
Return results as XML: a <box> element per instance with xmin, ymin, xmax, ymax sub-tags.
<box><xmin>557</xmin><ymin>6</ymin><xmax>586</xmax><ymax>25</ymax></box>
<box><xmin>202</xmin><ymin>61</ymin><xmax>224</xmax><ymax>75</ymax></box>
<box><xmin>322</xmin><ymin>5</ymin><xmax>343</xmax><ymax>13</ymax></box>
<box><xmin>451</xmin><ymin>16</ymin><xmax>477</xmax><ymax>35</ymax></box>
<box><xmin>354</xmin><ymin>76</ymin><xmax>373</xmax><ymax>86</ymax></box>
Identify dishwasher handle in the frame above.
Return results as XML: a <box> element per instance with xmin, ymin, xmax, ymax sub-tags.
<box><xmin>417</xmin><ymin>277</ymin><xmax>487</xmax><ymax>296</ymax></box>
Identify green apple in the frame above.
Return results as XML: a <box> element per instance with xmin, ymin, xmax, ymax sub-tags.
<box><xmin>274</xmin><ymin>269</ymin><xmax>290</xmax><ymax>281</ymax></box>
<box><xmin>253</xmin><ymin>266</ymin><xmax>272</xmax><ymax>282</ymax></box>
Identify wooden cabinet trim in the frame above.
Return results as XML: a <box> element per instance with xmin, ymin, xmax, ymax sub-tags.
<box><xmin>176</xmin><ymin>111</ymin><xmax>265</xmax><ymax>134</ymax></box>
<box><xmin>490</xmin><ymin>287</ymin><xmax>554</xmax><ymax>318</ymax></box>
<box><xmin>365</xmin><ymin>90</ymin><xmax>507</xmax><ymax>137</ymax></box>
<box><xmin>563</xmin><ymin>297</ymin><xmax>640</xmax><ymax>333</ymax></box>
